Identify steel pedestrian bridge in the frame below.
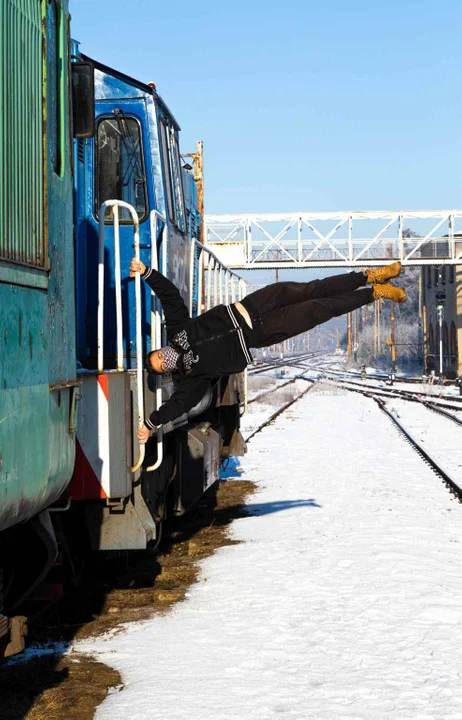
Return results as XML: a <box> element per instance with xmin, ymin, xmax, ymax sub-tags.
<box><xmin>204</xmin><ymin>210</ymin><xmax>462</xmax><ymax>269</ymax></box>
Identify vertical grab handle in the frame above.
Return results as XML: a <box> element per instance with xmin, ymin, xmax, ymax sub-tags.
<box><xmin>98</xmin><ymin>200</ymin><xmax>138</xmax><ymax>375</ymax></box>
<box><xmin>189</xmin><ymin>235</ymin><xmax>196</xmax><ymax>316</ymax></box>
<box><xmin>145</xmin><ymin>210</ymin><xmax>167</xmax><ymax>473</ymax></box>
<box><xmin>98</xmin><ymin>200</ymin><xmax>144</xmax><ymax>472</ymax></box>
<box><xmin>130</xmin><ymin>207</ymin><xmax>145</xmax><ymax>472</ymax></box>
<box><xmin>98</xmin><ymin>202</ymin><xmax>126</xmax><ymax>372</ymax></box>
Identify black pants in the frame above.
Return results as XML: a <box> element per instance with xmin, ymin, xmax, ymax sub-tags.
<box><xmin>241</xmin><ymin>271</ymin><xmax>374</xmax><ymax>348</ymax></box>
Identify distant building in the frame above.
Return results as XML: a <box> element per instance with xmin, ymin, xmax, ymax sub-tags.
<box><xmin>422</xmin><ymin>250</ymin><xmax>462</xmax><ymax>378</ymax></box>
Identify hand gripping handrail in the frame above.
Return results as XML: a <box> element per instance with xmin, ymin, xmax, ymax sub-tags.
<box><xmin>145</xmin><ymin>210</ymin><xmax>167</xmax><ymax>473</ymax></box>
<box><xmin>97</xmin><ymin>200</ymin><xmax>145</xmax><ymax>473</ymax></box>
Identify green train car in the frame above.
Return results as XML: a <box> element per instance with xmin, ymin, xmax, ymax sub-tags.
<box><xmin>0</xmin><ymin>0</ymin><xmax>89</xmax><ymax>656</ymax></box>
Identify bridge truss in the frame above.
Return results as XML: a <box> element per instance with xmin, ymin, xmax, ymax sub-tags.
<box><xmin>204</xmin><ymin>211</ymin><xmax>462</xmax><ymax>268</ymax></box>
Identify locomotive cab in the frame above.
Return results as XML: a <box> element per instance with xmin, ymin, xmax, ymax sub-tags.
<box><xmin>71</xmin><ymin>54</ymin><xmax>246</xmax><ymax>550</ymax></box>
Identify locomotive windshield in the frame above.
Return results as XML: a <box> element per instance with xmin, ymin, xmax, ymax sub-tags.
<box><xmin>95</xmin><ymin>112</ymin><xmax>147</xmax><ymax>222</ymax></box>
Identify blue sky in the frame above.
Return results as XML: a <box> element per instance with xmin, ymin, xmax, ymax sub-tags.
<box><xmin>71</xmin><ymin>1</ymin><xmax>462</xmax><ymax>284</ymax></box>
<box><xmin>71</xmin><ymin>0</ymin><xmax>462</xmax><ymax>213</ymax></box>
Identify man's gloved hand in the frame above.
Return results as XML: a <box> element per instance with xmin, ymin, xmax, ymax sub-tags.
<box><xmin>130</xmin><ymin>258</ymin><xmax>147</xmax><ymax>277</ymax></box>
<box><xmin>137</xmin><ymin>423</ymin><xmax>152</xmax><ymax>445</ymax></box>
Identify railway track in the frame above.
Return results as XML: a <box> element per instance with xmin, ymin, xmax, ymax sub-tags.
<box><xmin>322</xmin><ymin>377</ymin><xmax>462</xmax><ymax>426</ymax></box>
<box><xmin>247</xmin><ymin>374</ymin><xmax>311</xmax><ymax>406</ymax></box>
<box><xmin>247</xmin><ymin>354</ymin><xmax>462</xmax><ymax>499</ymax></box>
<box><xmin>319</xmin><ymin>365</ymin><xmax>459</xmax><ymax>393</ymax></box>
<box><xmin>325</xmin><ymin>379</ymin><xmax>462</xmax><ymax>498</ymax></box>
<box><xmin>373</xmin><ymin>396</ymin><xmax>462</xmax><ymax>497</ymax></box>
<box><xmin>248</xmin><ymin>351</ymin><xmax>326</xmax><ymax>376</ymax></box>
<box><xmin>245</xmin><ymin>377</ymin><xmax>314</xmax><ymax>441</ymax></box>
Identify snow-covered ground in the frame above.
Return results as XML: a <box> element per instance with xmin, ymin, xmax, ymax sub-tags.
<box><xmin>242</xmin><ymin>376</ymin><xmax>311</xmax><ymax>437</ymax></box>
<box><xmin>247</xmin><ymin>366</ymin><xmax>314</xmax><ymax>400</ymax></box>
<box><xmin>79</xmin><ymin>388</ymin><xmax>462</xmax><ymax>720</ymax></box>
<box><xmin>348</xmin><ymin>377</ymin><xmax>462</xmax><ymax>400</ymax></box>
<box><xmin>384</xmin><ymin>398</ymin><xmax>462</xmax><ymax>478</ymax></box>
<box><xmin>247</xmin><ymin>370</ymin><xmax>297</xmax><ymax>402</ymax></box>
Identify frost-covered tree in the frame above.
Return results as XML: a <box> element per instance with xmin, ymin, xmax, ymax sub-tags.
<box><xmin>341</xmin><ymin>229</ymin><xmax>424</xmax><ymax>372</ymax></box>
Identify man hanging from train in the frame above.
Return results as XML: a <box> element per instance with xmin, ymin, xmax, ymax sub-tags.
<box><xmin>130</xmin><ymin>258</ymin><xmax>406</xmax><ymax>444</ymax></box>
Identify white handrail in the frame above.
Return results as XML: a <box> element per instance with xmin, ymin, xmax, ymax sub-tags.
<box><xmin>98</xmin><ymin>200</ymin><xmax>145</xmax><ymax>473</ymax></box>
<box><xmin>189</xmin><ymin>237</ymin><xmax>196</xmax><ymax>316</ymax></box>
<box><xmin>145</xmin><ymin>210</ymin><xmax>167</xmax><ymax>473</ymax></box>
<box><xmin>130</xmin><ymin>207</ymin><xmax>145</xmax><ymax>473</ymax></box>
<box><xmin>225</xmin><ymin>270</ymin><xmax>229</xmax><ymax>304</ymax></box>
<box><xmin>194</xmin><ymin>240</ymin><xmax>252</xmax><ymax>417</ymax></box>
<box><xmin>197</xmin><ymin>247</ymin><xmax>204</xmax><ymax>314</ymax></box>
<box><xmin>181</xmin><ymin>237</ymin><xmax>252</xmax><ymax>419</ymax></box>
<box><xmin>113</xmin><ymin>208</ymin><xmax>123</xmax><ymax>371</ymax></box>
<box><xmin>206</xmin><ymin>254</ymin><xmax>213</xmax><ymax>311</ymax></box>
<box><xmin>189</xmin><ymin>238</ymin><xmax>252</xmax><ymax>313</ymax></box>
<box><xmin>161</xmin><ymin>220</ymin><xmax>168</xmax><ymax>346</ymax></box>
<box><xmin>213</xmin><ymin>259</ymin><xmax>218</xmax><ymax>306</ymax></box>
<box><xmin>98</xmin><ymin>200</ymin><xmax>140</xmax><ymax>373</ymax></box>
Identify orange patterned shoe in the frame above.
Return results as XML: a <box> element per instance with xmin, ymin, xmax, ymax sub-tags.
<box><xmin>372</xmin><ymin>284</ymin><xmax>407</xmax><ymax>303</ymax></box>
<box><xmin>365</xmin><ymin>262</ymin><xmax>402</xmax><ymax>284</ymax></box>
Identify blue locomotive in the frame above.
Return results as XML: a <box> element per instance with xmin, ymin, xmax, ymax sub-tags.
<box><xmin>0</xmin><ymin>1</ymin><xmax>246</xmax><ymax>657</ymax></box>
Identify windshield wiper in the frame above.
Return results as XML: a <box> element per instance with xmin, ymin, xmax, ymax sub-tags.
<box><xmin>113</xmin><ymin>108</ymin><xmax>146</xmax><ymax>192</ymax></box>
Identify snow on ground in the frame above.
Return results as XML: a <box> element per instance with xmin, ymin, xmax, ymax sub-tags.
<box><xmin>247</xmin><ymin>370</ymin><xmax>297</xmax><ymax>402</ymax></box>
<box><xmin>384</xmin><ymin>398</ymin><xmax>462</xmax><ymax>478</ymax></box>
<box><xmin>355</xmin><ymin>378</ymin><xmax>462</xmax><ymax>399</ymax></box>
<box><xmin>242</xmin><ymin>377</ymin><xmax>311</xmax><ymax>437</ymax></box>
<box><xmin>79</xmin><ymin>387</ymin><xmax>462</xmax><ymax>720</ymax></box>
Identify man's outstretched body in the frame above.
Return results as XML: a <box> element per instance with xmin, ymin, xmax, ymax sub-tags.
<box><xmin>131</xmin><ymin>259</ymin><xmax>406</xmax><ymax>443</ymax></box>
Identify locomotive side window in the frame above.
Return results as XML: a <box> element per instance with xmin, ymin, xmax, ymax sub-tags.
<box><xmin>95</xmin><ymin>114</ymin><xmax>148</xmax><ymax>222</ymax></box>
<box><xmin>160</xmin><ymin>121</ymin><xmax>174</xmax><ymax>223</ymax></box>
<box><xmin>168</xmin><ymin>127</ymin><xmax>186</xmax><ymax>232</ymax></box>
<box><xmin>159</xmin><ymin>120</ymin><xmax>185</xmax><ymax>232</ymax></box>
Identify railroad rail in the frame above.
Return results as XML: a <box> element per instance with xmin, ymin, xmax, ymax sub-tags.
<box><xmin>248</xmin><ymin>351</ymin><xmax>326</xmax><ymax>376</ymax></box>
<box><xmin>247</xmin><ymin>354</ymin><xmax>462</xmax><ymax>498</ymax></box>
<box><xmin>245</xmin><ymin>377</ymin><xmax>314</xmax><ymax>441</ymax></box>
<box><xmin>318</xmin><ymin>365</ymin><xmax>458</xmax><ymax>391</ymax></box>
<box><xmin>372</xmin><ymin>394</ymin><xmax>462</xmax><ymax>497</ymax></box>
<box><xmin>324</xmin><ymin>379</ymin><xmax>462</xmax><ymax>498</ymax></box>
<box><xmin>247</xmin><ymin>373</ymin><xmax>317</xmax><ymax>406</ymax></box>
<box><xmin>321</xmin><ymin>377</ymin><xmax>462</xmax><ymax>426</ymax></box>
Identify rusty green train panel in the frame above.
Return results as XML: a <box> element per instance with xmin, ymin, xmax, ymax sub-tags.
<box><xmin>0</xmin><ymin>284</ymin><xmax>74</xmax><ymax>530</ymax></box>
<box><xmin>0</xmin><ymin>0</ymin><xmax>44</xmax><ymax>267</ymax></box>
<box><xmin>0</xmin><ymin>0</ymin><xmax>76</xmax><ymax>533</ymax></box>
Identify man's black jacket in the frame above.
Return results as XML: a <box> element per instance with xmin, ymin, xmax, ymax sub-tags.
<box><xmin>142</xmin><ymin>267</ymin><xmax>252</xmax><ymax>430</ymax></box>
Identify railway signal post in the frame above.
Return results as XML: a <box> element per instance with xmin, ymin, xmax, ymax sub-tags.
<box><xmin>436</xmin><ymin>291</ymin><xmax>446</xmax><ymax>377</ymax></box>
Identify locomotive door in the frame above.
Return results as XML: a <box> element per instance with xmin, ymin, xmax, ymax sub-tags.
<box><xmin>89</xmin><ymin>98</ymin><xmax>153</xmax><ymax>368</ymax></box>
